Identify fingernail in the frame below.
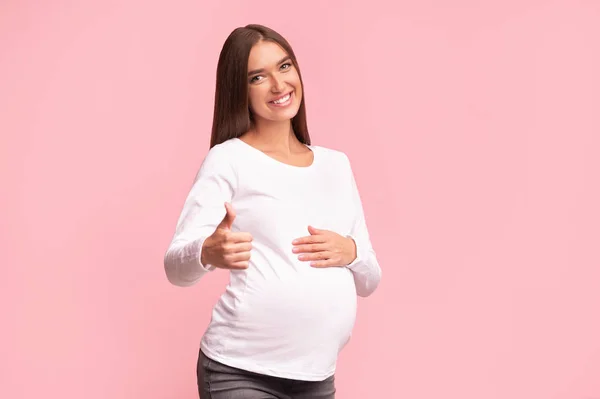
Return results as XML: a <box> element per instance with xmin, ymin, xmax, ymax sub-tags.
<box><xmin>292</xmin><ymin>247</ymin><xmax>299</xmax><ymax>253</ymax></box>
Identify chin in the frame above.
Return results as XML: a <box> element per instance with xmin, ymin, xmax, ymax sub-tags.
<box><xmin>277</xmin><ymin>108</ymin><xmax>300</xmax><ymax>121</ymax></box>
<box><xmin>256</xmin><ymin>106</ymin><xmax>301</xmax><ymax>123</ymax></box>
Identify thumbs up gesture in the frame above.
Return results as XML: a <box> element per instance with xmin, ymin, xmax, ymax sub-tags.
<box><xmin>201</xmin><ymin>202</ymin><xmax>253</xmax><ymax>269</ymax></box>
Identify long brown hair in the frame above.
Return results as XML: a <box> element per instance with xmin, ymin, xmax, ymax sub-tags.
<box><xmin>209</xmin><ymin>24</ymin><xmax>310</xmax><ymax>148</ymax></box>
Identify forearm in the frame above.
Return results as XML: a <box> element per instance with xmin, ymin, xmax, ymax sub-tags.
<box><xmin>346</xmin><ymin>236</ymin><xmax>382</xmax><ymax>297</ymax></box>
<box><xmin>164</xmin><ymin>237</ymin><xmax>213</xmax><ymax>287</ymax></box>
<box><xmin>164</xmin><ymin>144</ymin><xmax>237</xmax><ymax>287</ymax></box>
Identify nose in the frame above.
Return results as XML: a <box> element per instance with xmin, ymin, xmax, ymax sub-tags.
<box><xmin>270</xmin><ymin>74</ymin><xmax>285</xmax><ymax>93</ymax></box>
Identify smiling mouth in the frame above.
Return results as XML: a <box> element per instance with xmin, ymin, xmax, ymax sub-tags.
<box><xmin>269</xmin><ymin>91</ymin><xmax>293</xmax><ymax>105</ymax></box>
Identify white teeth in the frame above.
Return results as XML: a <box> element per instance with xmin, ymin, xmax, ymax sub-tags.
<box><xmin>273</xmin><ymin>93</ymin><xmax>291</xmax><ymax>104</ymax></box>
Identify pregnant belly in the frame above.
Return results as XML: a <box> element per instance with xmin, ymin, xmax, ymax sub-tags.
<box><xmin>232</xmin><ymin>266</ymin><xmax>358</xmax><ymax>357</ymax></box>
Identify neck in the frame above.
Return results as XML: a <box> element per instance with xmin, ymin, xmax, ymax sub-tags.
<box><xmin>246</xmin><ymin>118</ymin><xmax>300</xmax><ymax>153</ymax></box>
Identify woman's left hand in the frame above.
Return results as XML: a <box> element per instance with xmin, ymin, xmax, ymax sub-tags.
<box><xmin>292</xmin><ymin>226</ymin><xmax>357</xmax><ymax>268</ymax></box>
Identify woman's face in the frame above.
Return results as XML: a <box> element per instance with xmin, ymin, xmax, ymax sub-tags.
<box><xmin>247</xmin><ymin>40</ymin><xmax>303</xmax><ymax>124</ymax></box>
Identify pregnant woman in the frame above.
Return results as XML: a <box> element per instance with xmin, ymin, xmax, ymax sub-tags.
<box><xmin>164</xmin><ymin>24</ymin><xmax>382</xmax><ymax>399</ymax></box>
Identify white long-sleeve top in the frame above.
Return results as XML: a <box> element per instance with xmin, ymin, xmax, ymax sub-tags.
<box><xmin>164</xmin><ymin>137</ymin><xmax>381</xmax><ymax>381</ymax></box>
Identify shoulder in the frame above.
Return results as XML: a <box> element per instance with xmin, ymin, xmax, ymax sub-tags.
<box><xmin>200</xmin><ymin>138</ymin><xmax>243</xmax><ymax>168</ymax></box>
<box><xmin>205</xmin><ymin>138</ymin><xmax>240</xmax><ymax>160</ymax></box>
<box><xmin>195</xmin><ymin>138</ymin><xmax>242</xmax><ymax>180</ymax></box>
<box><xmin>311</xmin><ymin>144</ymin><xmax>352</xmax><ymax>169</ymax></box>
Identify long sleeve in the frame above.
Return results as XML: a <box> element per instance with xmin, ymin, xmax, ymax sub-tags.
<box><xmin>344</xmin><ymin>155</ymin><xmax>382</xmax><ymax>297</ymax></box>
<box><xmin>163</xmin><ymin>146</ymin><xmax>238</xmax><ymax>287</ymax></box>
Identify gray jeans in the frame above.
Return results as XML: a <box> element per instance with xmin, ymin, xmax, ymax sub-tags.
<box><xmin>197</xmin><ymin>349</ymin><xmax>336</xmax><ymax>399</ymax></box>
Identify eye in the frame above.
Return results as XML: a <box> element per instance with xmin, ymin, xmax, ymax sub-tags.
<box><xmin>280</xmin><ymin>62</ymin><xmax>292</xmax><ymax>70</ymax></box>
<box><xmin>249</xmin><ymin>75</ymin><xmax>263</xmax><ymax>83</ymax></box>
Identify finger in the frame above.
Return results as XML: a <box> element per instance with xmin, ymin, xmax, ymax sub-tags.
<box><xmin>292</xmin><ymin>243</ymin><xmax>328</xmax><ymax>254</ymax></box>
<box><xmin>232</xmin><ymin>242</ymin><xmax>253</xmax><ymax>253</ymax></box>
<box><xmin>226</xmin><ymin>251</ymin><xmax>251</xmax><ymax>263</ymax></box>
<box><xmin>229</xmin><ymin>260</ymin><xmax>249</xmax><ymax>269</ymax></box>
<box><xmin>227</xmin><ymin>232</ymin><xmax>253</xmax><ymax>243</ymax></box>
<box><xmin>292</xmin><ymin>235</ymin><xmax>327</xmax><ymax>245</ymax></box>
<box><xmin>217</xmin><ymin>202</ymin><xmax>236</xmax><ymax>230</ymax></box>
<box><xmin>310</xmin><ymin>258</ymin><xmax>339</xmax><ymax>268</ymax></box>
<box><xmin>308</xmin><ymin>225</ymin><xmax>327</xmax><ymax>235</ymax></box>
<box><xmin>298</xmin><ymin>251</ymin><xmax>331</xmax><ymax>262</ymax></box>
<box><xmin>224</xmin><ymin>242</ymin><xmax>252</xmax><ymax>254</ymax></box>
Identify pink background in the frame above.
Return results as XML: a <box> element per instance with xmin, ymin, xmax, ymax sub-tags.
<box><xmin>2</xmin><ymin>1</ymin><xmax>599</xmax><ymax>398</ymax></box>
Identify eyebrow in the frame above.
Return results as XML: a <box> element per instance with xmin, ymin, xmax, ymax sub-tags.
<box><xmin>248</xmin><ymin>56</ymin><xmax>291</xmax><ymax>76</ymax></box>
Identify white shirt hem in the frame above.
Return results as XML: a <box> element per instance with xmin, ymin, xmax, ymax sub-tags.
<box><xmin>199</xmin><ymin>342</ymin><xmax>337</xmax><ymax>382</ymax></box>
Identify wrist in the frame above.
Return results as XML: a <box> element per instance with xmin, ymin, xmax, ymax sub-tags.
<box><xmin>199</xmin><ymin>237</ymin><xmax>212</xmax><ymax>269</ymax></box>
<box><xmin>346</xmin><ymin>236</ymin><xmax>357</xmax><ymax>264</ymax></box>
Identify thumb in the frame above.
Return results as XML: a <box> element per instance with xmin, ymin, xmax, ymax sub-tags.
<box><xmin>308</xmin><ymin>225</ymin><xmax>323</xmax><ymax>235</ymax></box>
<box><xmin>217</xmin><ymin>202</ymin><xmax>236</xmax><ymax>230</ymax></box>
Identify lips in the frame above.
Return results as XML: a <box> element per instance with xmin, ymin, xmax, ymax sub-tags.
<box><xmin>269</xmin><ymin>91</ymin><xmax>293</xmax><ymax>105</ymax></box>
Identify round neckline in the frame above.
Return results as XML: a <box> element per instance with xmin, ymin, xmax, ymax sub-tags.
<box><xmin>233</xmin><ymin>137</ymin><xmax>317</xmax><ymax>170</ymax></box>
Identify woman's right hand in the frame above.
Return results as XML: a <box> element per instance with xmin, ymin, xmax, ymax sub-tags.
<box><xmin>201</xmin><ymin>202</ymin><xmax>253</xmax><ymax>269</ymax></box>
